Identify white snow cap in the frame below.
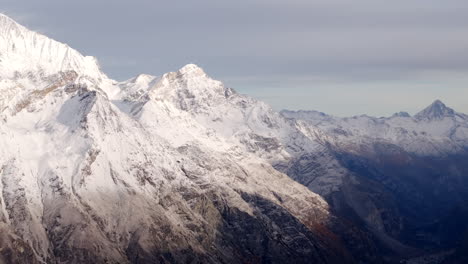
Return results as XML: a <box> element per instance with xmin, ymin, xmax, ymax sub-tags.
<box><xmin>177</xmin><ymin>63</ymin><xmax>207</xmax><ymax>77</ymax></box>
<box><xmin>0</xmin><ymin>13</ymin><xmax>104</xmax><ymax>80</ymax></box>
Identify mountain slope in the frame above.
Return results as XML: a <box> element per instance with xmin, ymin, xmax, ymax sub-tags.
<box><xmin>2</xmin><ymin>12</ymin><xmax>468</xmax><ymax>263</ymax></box>
<box><xmin>281</xmin><ymin>103</ymin><xmax>468</xmax><ymax>259</ymax></box>
<box><xmin>0</xmin><ymin>14</ymin><xmax>381</xmax><ymax>264</ymax></box>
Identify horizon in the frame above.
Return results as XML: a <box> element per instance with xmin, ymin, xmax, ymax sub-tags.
<box><xmin>282</xmin><ymin>98</ymin><xmax>468</xmax><ymax>118</ymax></box>
<box><xmin>1</xmin><ymin>1</ymin><xmax>468</xmax><ymax>116</ymax></box>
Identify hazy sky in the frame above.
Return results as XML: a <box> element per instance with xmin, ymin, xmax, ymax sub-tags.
<box><xmin>2</xmin><ymin>0</ymin><xmax>468</xmax><ymax>116</ymax></box>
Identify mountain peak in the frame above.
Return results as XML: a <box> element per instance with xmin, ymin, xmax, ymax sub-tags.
<box><xmin>432</xmin><ymin>99</ymin><xmax>444</xmax><ymax>106</ymax></box>
<box><xmin>0</xmin><ymin>13</ymin><xmax>104</xmax><ymax>81</ymax></box>
<box><xmin>415</xmin><ymin>99</ymin><xmax>455</xmax><ymax>120</ymax></box>
<box><xmin>177</xmin><ymin>64</ymin><xmax>206</xmax><ymax>77</ymax></box>
<box><xmin>133</xmin><ymin>73</ymin><xmax>157</xmax><ymax>83</ymax></box>
<box><xmin>391</xmin><ymin>111</ymin><xmax>411</xmax><ymax>118</ymax></box>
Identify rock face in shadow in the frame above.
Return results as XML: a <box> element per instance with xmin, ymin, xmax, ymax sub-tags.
<box><xmin>0</xmin><ymin>226</ymin><xmax>40</xmax><ymax>264</ymax></box>
<box><xmin>334</xmin><ymin>146</ymin><xmax>468</xmax><ymax>246</ymax></box>
<box><xmin>281</xmin><ymin>141</ymin><xmax>468</xmax><ymax>261</ymax></box>
<box><xmin>280</xmin><ymin>105</ymin><xmax>468</xmax><ymax>262</ymax></box>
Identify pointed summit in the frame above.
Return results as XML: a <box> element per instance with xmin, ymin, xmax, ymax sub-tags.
<box><xmin>415</xmin><ymin>100</ymin><xmax>455</xmax><ymax>120</ymax></box>
<box><xmin>149</xmin><ymin>63</ymin><xmax>227</xmax><ymax>111</ymax></box>
<box><xmin>0</xmin><ymin>13</ymin><xmax>104</xmax><ymax>80</ymax></box>
<box><xmin>177</xmin><ymin>63</ymin><xmax>206</xmax><ymax>77</ymax></box>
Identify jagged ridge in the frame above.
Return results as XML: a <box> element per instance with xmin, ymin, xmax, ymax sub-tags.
<box><xmin>0</xmin><ymin>14</ymin><xmax>103</xmax><ymax>80</ymax></box>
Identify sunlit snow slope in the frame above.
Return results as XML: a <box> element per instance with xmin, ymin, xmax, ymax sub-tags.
<box><xmin>0</xmin><ymin>13</ymin><xmax>381</xmax><ymax>264</ymax></box>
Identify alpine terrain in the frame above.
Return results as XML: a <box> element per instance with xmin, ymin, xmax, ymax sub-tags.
<box><xmin>0</xmin><ymin>13</ymin><xmax>467</xmax><ymax>264</ymax></box>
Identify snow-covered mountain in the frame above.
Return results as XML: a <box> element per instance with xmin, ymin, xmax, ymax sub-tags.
<box><xmin>0</xmin><ymin>14</ymin><xmax>382</xmax><ymax>264</ymax></box>
<box><xmin>282</xmin><ymin>100</ymin><xmax>468</xmax><ymax>155</ymax></box>
<box><xmin>1</xmin><ymin>13</ymin><xmax>468</xmax><ymax>263</ymax></box>
<box><xmin>281</xmin><ymin>102</ymin><xmax>468</xmax><ymax>258</ymax></box>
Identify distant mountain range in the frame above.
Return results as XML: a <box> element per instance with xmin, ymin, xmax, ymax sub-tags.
<box><xmin>1</xmin><ymin>13</ymin><xmax>467</xmax><ymax>263</ymax></box>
